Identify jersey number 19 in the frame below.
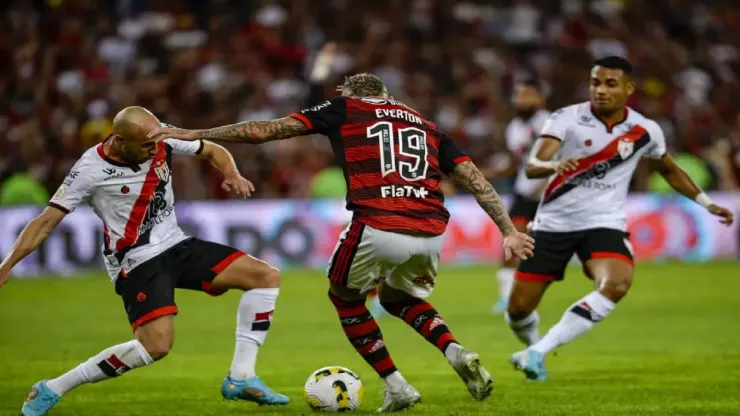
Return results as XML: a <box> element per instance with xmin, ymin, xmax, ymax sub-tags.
<box><xmin>368</xmin><ymin>121</ymin><xmax>429</xmax><ymax>181</ymax></box>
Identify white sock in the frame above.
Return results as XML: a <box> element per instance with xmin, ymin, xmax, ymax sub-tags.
<box><xmin>530</xmin><ymin>291</ymin><xmax>616</xmax><ymax>355</ymax></box>
<box><xmin>506</xmin><ymin>311</ymin><xmax>541</xmax><ymax>346</ymax></box>
<box><xmin>46</xmin><ymin>340</ymin><xmax>153</xmax><ymax>396</ymax></box>
<box><xmin>497</xmin><ymin>268</ymin><xmax>515</xmax><ymax>299</ymax></box>
<box><xmin>229</xmin><ymin>288</ymin><xmax>279</xmax><ymax>381</ymax></box>
<box><xmin>443</xmin><ymin>342</ymin><xmax>462</xmax><ymax>362</ymax></box>
<box><xmin>383</xmin><ymin>371</ymin><xmax>407</xmax><ymax>393</ymax></box>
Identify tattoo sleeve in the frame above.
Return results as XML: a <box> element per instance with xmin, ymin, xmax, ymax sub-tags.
<box><xmin>451</xmin><ymin>161</ymin><xmax>516</xmax><ymax>236</ymax></box>
<box><xmin>196</xmin><ymin>117</ymin><xmax>309</xmax><ymax>143</ymax></box>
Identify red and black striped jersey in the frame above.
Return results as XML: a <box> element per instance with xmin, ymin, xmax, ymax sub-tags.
<box><xmin>289</xmin><ymin>96</ymin><xmax>470</xmax><ymax>236</ymax></box>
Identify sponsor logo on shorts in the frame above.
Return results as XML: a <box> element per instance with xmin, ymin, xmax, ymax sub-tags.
<box><xmin>381</xmin><ymin>185</ymin><xmax>429</xmax><ymax>198</ymax></box>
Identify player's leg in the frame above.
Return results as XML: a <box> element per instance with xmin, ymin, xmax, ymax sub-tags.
<box><xmin>493</xmin><ymin>195</ymin><xmax>537</xmax><ymax>314</ymax></box>
<box><xmin>506</xmin><ymin>279</ymin><xmax>550</xmax><ymax>346</ymax></box>
<box><xmin>508</xmin><ymin>230</ymin><xmax>577</xmax><ymax>381</ymax></box>
<box><xmin>379</xmin><ymin>235</ymin><xmax>493</xmax><ymax>401</ymax></box>
<box><xmin>23</xmin><ymin>262</ymin><xmax>175</xmax><ymax>416</ymax></box>
<box><xmin>525</xmin><ymin>229</ymin><xmax>633</xmax><ymax>369</ymax></box>
<box><xmin>173</xmin><ymin>238</ymin><xmax>287</xmax><ymax>405</ymax></box>
<box><xmin>326</xmin><ymin>222</ymin><xmax>420</xmax><ymax>412</ymax></box>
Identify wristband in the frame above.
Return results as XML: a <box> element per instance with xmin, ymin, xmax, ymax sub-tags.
<box><xmin>695</xmin><ymin>192</ymin><xmax>714</xmax><ymax>208</ymax></box>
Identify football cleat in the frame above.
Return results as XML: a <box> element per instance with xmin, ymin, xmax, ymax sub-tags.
<box><xmin>21</xmin><ymin>381</ymin><xmax>60</xmax><ymax>416</ymax></box>
<box><xmin>221</xmin><ymin>376</ymin><xmax>289</xmax><ymax>406</ymax></box>
<box><xmin>510</xmin><ymin>349</ymin><xmax>547</xmax><ymax>381</ymax></box>
<box><xmin>377</xmin><ymin>383</ymin><xmax>421</xmax><ymax>413</ymax></box>
<box><xmin>448</xmin><ymin>346</ymin><xmax>494</xmax><ymax>401</ymax></box>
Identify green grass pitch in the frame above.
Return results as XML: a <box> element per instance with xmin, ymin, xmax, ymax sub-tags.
<box><xmin>1</xmin><ymin>262</ymin><xmax>739</xmax><ymax>416</ymax></box>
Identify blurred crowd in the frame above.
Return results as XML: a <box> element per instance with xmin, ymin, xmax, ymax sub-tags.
<box><xmin>1</xmin><ymin>0</ymin><xmax>740</xmax><ymax>205</ymax></box>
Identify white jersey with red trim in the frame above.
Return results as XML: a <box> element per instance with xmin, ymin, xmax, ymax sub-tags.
<box><xmin>505</xmin><ymin>109</ymin><xmax>551</xmax><ymax>198</ymax></box>
<box><xmin>532</xmin><ymin>102</ymin><xmax>667</xmax><ymax>232</ymax></box>
<box><xmin>49</xmin><ymin>138</ymin><xmax>205</xmax><ymax>282</ymax></box>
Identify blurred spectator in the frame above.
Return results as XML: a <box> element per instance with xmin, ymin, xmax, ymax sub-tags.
<box><xmin>0</xmin><ymin>0</ymin><xmax>738</xmax><ymax>201</ymax></box>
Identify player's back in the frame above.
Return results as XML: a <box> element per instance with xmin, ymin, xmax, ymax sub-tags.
<box><xmin>290</xmin><ymin>97</ymin><xmax>469</xmax><ymax>236</ymax></box>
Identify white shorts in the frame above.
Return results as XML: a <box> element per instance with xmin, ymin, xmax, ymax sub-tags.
<box><xmin>326</xmin><ymin>221</ymin><xmax>445</xmax><ymax>298</ymax></box>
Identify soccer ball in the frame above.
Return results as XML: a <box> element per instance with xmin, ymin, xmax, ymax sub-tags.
<box><xmin>304</xmin><ymin>366</ymin><xmax>363</xmax><ymax>412</ymax></box>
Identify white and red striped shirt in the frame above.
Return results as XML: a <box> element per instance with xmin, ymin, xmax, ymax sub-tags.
<box><xmin>49</xmin><ymin>137</ymin><xmax>204</xmax><ymax>282</ymax></box>
<box><xmin>532</xmin><ymin>102</ymin><xmax>667</xmax><ymax>232</ymax></box>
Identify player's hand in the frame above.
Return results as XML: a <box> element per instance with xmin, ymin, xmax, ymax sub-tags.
<box><xmin>0</xmin><ymin>267</ymin><xmax>11</xmax><ymax>289</ymax></box>
<box><xmin>707</xmin><ymin>204</ymin><xmax>734</xmax><ymax>226</ymax></box>
<box><xmin>503</xmin><ymin>232</ymin><xmax>535</xmax><ymax>261</ymax></box>
<box><xmin>147</xmin><ymin>126</ymin><xmax>200</xmax><ymax>142</ymax></box>
<box><xmin>222</xmin><ymin>173</ymin><xmax>255</xmax><ymax>198</ymax></box>
<box><xmin>556</xmin><ymin>158</ymin><xmax>580</xmax><ymax>175</ymax></box>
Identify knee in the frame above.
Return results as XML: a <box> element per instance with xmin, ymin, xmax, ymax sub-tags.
<box><xmin>260</xmin><ymin>265</ymin><xmax>281</xmax><ymax>288</ymax></box>
<box><xmin>507</xmin><ymin>292</ymin><xmax>537</xmax><ymax>320</ymax></box>
<box><xmin>137</xmin><ymin>333</ymin><xmax>173</xmax><ymax>361</ymax></box>
<box><xmin>599</xmin><ymin>275</ymin><xmax>632</xmax><ymax>302</ymax></box>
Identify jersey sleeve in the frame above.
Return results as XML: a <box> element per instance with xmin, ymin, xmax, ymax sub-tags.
<box><xmin>48</xmin><ymin>160</ymin><xmax>96</xmax><ymax>214</ymax></box>
<box><xmin>642</xmin><ymin>121</ymin><xmax>667</xmax><ymax>159</ymax></box>
<box><xmin>438</xmin><ymin>133</ymin><xmax>471</xmax><ymax>175</ymax></box>
<box><xmin>538</xmin><ymin>108</ymin><xmax>569</xmax><ymax>142</ymax></box>
<box><xmin>165</xmin><ymin>138</ymin><xmax>204</xmax><ymax>156</ymax></box>
<box><xmin>288</xmin><ymin>97</ymin><xmax>347</xmax><ymax>135</ymax></box>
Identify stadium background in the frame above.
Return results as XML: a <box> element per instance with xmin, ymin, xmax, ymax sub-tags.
<box><xmin>0</xmin><ymin>1</ymin><xmax>739</xmax><ymax>415</ymax></box>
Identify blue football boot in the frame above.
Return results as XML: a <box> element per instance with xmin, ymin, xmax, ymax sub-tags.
<box><xmin>21</xmin><ymin>381</ymin><xmax>60</xmax><ymax>416</ymax></box>
<box><xmin>221</xmin><ymin>376</ymin><xmax>289</xmax><ymax>405</ymax></box>
<box><xmin>510</xmin><ymin>349</ymin><xmax>548</xmax><ymax>381</ymax></box>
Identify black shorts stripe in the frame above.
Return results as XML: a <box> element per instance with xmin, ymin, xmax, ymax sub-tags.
<box><xmin>328</xmin><ymin>222</ymin><xmax>365</xmax><ymax>287</ymax></box>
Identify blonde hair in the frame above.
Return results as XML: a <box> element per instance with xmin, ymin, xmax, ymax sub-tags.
<box><xmin>336</xmin><ymin>73</ymin><xmax>386</xmax><ymax>97</ymax></box>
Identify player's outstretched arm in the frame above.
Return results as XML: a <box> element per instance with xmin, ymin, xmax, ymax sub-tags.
<box><xmin>526</xmin><ymin>136</ymin><xmax>579</xmax><ymax>178</ymax></box>
<box><xmin>198</xmin><ymin>141</ymin><xmax>255</xmax><ymax>197</ymax></box>
<box><xmin>450</xmin><ymin>161</ymin><xmax>535</xmax><ymax>260</ymax></box>
<box><xmin>650</xmin><ymin>153</ymin><xmax>735</xmax><ymax>225</ymax></box>
<box><xmin>148</xmin><ymin>117</ymin><xmax>309</xmax><ymax>144</ymax></box>
<box><xmin>0</xmin><ymin>207</ymin><xmax>66</xmax><ymax>288</ymax></box>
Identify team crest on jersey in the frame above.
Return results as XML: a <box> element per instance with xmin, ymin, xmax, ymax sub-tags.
<box><xmin>153</xmin><ymin>159</ymin><xmax>170</xmax><ymax>182</ymax></box>
<box><xmin>617</xmin><ymin>138</ymin><xmax>634</xmax><ymax>159</ymax></box>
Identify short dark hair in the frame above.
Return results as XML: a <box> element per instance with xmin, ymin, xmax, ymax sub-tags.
<box><xmin>516</xmin><ymin>78</ymin><xmax>542</xmax><ymax>91</ymax></box>
<box><xmin>592</xmin><ymin>56</ymin><xmax>633</xmax><ymax>76</ymax></box>
<box><xmin>337</xmin><ymin>73</ymin><xmax>386</xmax><ymax>97</ymax></box>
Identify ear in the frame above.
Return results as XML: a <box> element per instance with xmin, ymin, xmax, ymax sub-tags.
<box><xmin>626</xmin><ymin>79</ymin><xmax>635</xmax><ymax>97</ymax></box>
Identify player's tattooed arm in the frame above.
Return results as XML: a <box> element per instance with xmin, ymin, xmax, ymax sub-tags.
<box><xmin>148</xmin><ymin>117</ymin><xmax>309</xmax><ymax>144</ymax></box>
<box><xmin>197</xmin><ymin>117</ymin><xmax>309</xmax><ymax>143</ymax></box>
<box><xmin>451</xmin><ymin>161</ymin><xmax>516</xmax><ymax>236</ymax></box>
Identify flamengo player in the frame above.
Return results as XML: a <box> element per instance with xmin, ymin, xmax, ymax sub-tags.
<box><xmin>149</xmin><ymin>73</ymin><xmax>535</xmax><ymax>412</ymax></box>
<box><xmin>506</xmin><ymin>56</ymin><xmax>735</xmax><ymax>381</ymax></box>
<box><xmin>0</xmin><ymin>107</ymin><xmax>289</xmax><ymax>416</ymax></box>
<box><xmin>486</xmin><ymin>79</ymin><xmax>550</xmax><ymax>315</ymax></box>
